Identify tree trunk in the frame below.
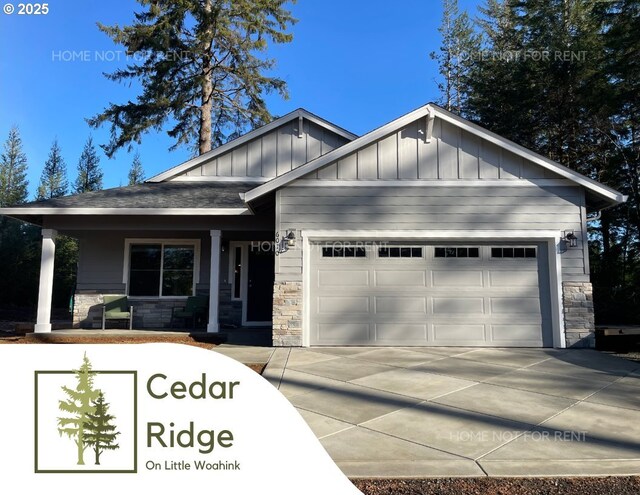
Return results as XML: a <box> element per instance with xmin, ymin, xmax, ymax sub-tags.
<box><xmin>77</xmin><ymin>435</ymin><xmax>85</xmax><ymax>465</ymax></box>
<box><xmin>199</xmin><ymin>1</ymin><xmax>214</xmax><ymax>155</ymax></box>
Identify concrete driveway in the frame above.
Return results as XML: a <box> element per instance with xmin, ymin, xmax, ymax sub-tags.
<box><xmin>214</xmin><ymin>346</ymin><xmax>640</xmax><ymax>477</ymax></box>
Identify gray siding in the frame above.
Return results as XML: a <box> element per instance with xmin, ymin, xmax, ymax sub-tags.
<box><xmin>75</xmin><ymin>231</ymin><xmax>212</xmax><ymax>293</ymax></box>
<box><xmin>275</xmin><ymin>185</ymin><xmax>588</xmax><ymax>282</ymax></box>
<box><xmin>301</xmin><ymin>117</ymin><xmax>563</xmax><ymax>181</ymax></box>
<box><xmin>181</xmin><ymin>119</ymin><xmax>350</xmax><ymax>179</ymax></box>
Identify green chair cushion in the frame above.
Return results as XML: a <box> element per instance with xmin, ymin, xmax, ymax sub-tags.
<box><xmin>105</xmin><ymin>311</ymin><xmax>131</xmax><ymax>319</ymax></box>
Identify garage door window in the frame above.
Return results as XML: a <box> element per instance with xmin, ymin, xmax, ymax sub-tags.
<box><xmin>491</xmin><ymin>247</ymin><xmax>537</xmax><ymax>259</ymax></box>
<box><xmin>378</xmin><ymin>247</ymin><xmax>423</xmax><ymax>258</ymax></box>
<box><xmin>434</xmin><ymin>247</ymin><xmax>480</xmax><ymax>258</ymax></box>
<box><xmin>322</xmin><ymin>245</ymin><xmax>367</xmax><ymax>258</ymax></box>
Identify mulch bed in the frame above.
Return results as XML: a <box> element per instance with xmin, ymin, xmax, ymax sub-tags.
<box><xmin>352</xmin><ymin>477</ymin><xmax>640</xmax><ymax>495</ymax></box>
<box><xmin>0</xmin><ymin>332</ymin><xmax>266</xmax><ymax>374</ymax></box>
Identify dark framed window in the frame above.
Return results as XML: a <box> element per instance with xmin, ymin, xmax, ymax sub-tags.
<box><xmin>322</xmin><ymin>245</ymin><xmax>367</xmax><ymax>258</ymax></box>
<box><xmin>491</xmin><ymin>247</ymin><xmax>537</xmax><ymax>259</ymax></box>
<box><xmin>233</xmin><ymin>246</ymin><xmax>242</xmax><ymax>299</ymax></box>
<box><xmin>128</xmin><ymin>242</ymin><xmax>196</xmax><ymax>297</ymax></box>
<box><xmin>434</xmin><ymin>247</ymin><xmax>480</xmax><ymax>258</ymax></box>
<box><xmin>378</xmin><ymin>247</ymin><xmax>423</xmax><ymax>258</ymax></box>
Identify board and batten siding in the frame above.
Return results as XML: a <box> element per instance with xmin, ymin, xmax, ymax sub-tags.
<box><xmin>275</xmin><ymin>185</ymin><xmax>588</xmax><ymax>282</ymax></box>
<box><xmin>180</xmin><ymin>119</ymin><xmax>350</xmax><ymax>179</ymax></box>
<box><xmin>302</xmin><ymin>117</ymin><xmax>561</xmax><ymax>181</ymax></box>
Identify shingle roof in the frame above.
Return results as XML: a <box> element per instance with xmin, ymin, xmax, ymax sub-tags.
<box><xmin>18</xmin><ymin>181</ymin><xmax>254</xmax><ymax>209</ymax></box>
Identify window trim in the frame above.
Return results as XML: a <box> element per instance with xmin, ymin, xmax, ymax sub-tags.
<box><xmin>123</xmin><ymin>238</ymin><xmax>201</xmax><ymax>299</ymax></box>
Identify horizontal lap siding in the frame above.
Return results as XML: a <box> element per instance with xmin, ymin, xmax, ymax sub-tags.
<box><xmin>75</xmin><ymin>231</ymin><xmax>212</xmax><ymax>292</ymax></box>
<box><xmin>276</xmin><ymin>186</ymin><xmax>587</xmax><ymax>281</ymax></box>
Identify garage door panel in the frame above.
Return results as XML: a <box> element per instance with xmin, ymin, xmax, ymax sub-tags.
<box><xmin>491</xmin><ymin>324</ymin><xmax>543</xmax><ymax>343</ymax></box>
<box><xmin>316</xmin><ymin>323</ymin><xmax>369</xmax><ymax>342</ymax></box>
<box><xmin>317</xmin><ymin>296</ymin><xmax>369</xmax><ymax>314</ymax></box>
<box><xmin>491</xmin><ymin>297</ymin><xmax>541</xmax><ymax>314</ymax></box>
<box><xmin>310</xmin><ymin>242</ymin><xmax>551</xmax><ymax>347</ymax></box>
<box><xmin>376</xmin><ymin>323</ymin><xmax>427</xmax><ymax>341</ymax></box>
<box><xmin>432</xmin><ymin>270</ymin><xmax>484</xmax><ymax>287</ymax></box>
<box><xmin>318</xmin><ymin>269</ymin><xmax>369</xmax><ymax>287</ymax></box>
<box><xmin>433</xmin><ymin>297</ymin><xmax>485</xmax><ymax>315</ymax></box>
<box><xmin>490</xmin><ymin>271</ymin><xmax>538</xmax><ymax>287</ymax></box>
<box><xmin>375</xmin><ymin>296</ymin><xmax>426</xmax><ymax>314</ymax></box>
<box><xmin>375</xmin><ymin>270</ymin><xmax>426</xmax><ymax>287</ymax></box>
<box><xmin>434</xmin><ymin>324</ymin><xmax>486</xmax><ymax>342</ymax></box>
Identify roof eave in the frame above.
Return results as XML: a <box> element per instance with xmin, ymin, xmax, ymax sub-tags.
<box><xmin>0</xmin><ymin>207</ymin><xmax>251</xmax><ymax>216</ymax></box>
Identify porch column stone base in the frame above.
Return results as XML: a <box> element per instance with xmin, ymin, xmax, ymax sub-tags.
<box><xmin>73</xmin><ymin>293</ymin><xmax>105</xmax><ymax>328</ymax></box>
<box><xmin>273</xmin><ymin>281</ymin><xmax>303</xmax><ymax>346</ymax></box>
<box><xmin>562</xmin><ymin>281</ymin><xmax>595</xmax><ymax>348</ymax></box>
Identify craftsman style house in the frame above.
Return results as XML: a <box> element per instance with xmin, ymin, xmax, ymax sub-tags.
<box><xmin>0</xmin><ymin>104</ymin><xmax>626</xmax><ymax>347</ymax></box>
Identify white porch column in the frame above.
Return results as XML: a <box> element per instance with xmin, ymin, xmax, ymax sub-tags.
<box><xmin>207</xmin><ymin>230</ymin><xmax>221</xmax><ymax>333</ymax></box>
<box><xmin>34</xmin><ymin>228</ymin><xmax>57</xmax><ymax>333</ymax></box>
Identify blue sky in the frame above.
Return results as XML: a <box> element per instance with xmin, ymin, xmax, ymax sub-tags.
<box><xmin>0</xmin><ymin>0</ymin><xmax>479</xmax><ymax>196</ymax></box>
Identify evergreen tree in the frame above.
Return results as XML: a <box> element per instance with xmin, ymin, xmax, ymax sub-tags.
<box><xmin>127</xmin><ymin>152</ymin><xmax>145</xmax><ymax>185</ymax></box>
<box><xmin>430</xmin><ymin>0</ymin><xmax>478</xmax><ymax>114</ymax></box>
<box><xmin>0</xmin><ymin>126</ymin><xmax>39</xmax><ymax>310</ymax></box>
<box><xmin>0</xmin><ymin>126</ymin><xmax>29</xmax><ymax>207</ymax></box>
<box><xmin>88</xmin><ymin>0</ymin><xmax>296</xmax><ymax>157</ymax></box>
<box><xmin>445</xmin><ymin>0</ymin><xmax>640</xmax><ymax>323</ymax></box>
<box><xmin>85</xmin><ymin>392</ymin><xmax>120</xmax><ymax>465</ymax></box>
<box><xmin>57</xmin><ymin>354</ymin><xmax>100</xmax><ymax>465</ymax></box>
<box><xmin>37</xmin><ymin>140</ymin><xmax>68</xmax><ymax>200</ymax></box>
<box><xmin>74</xmin><ymin>136</ymin><xmax>103</xmax><ymax>193</ymax></box>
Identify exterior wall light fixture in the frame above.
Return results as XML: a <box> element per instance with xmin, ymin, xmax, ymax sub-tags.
<box><xmin>563</xmin><ymin>230</ymin><xmax>578</xmax><ymax>248</ymax></box>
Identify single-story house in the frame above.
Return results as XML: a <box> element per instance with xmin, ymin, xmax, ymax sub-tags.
<box><xmin>0</xmin><ymin>104</ymin><xmax>626</xmax><ymax>347</ymax></box>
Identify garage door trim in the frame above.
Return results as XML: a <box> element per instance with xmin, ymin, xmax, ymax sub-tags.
<box><xmin>301</xmin><ymin>230</ymin><xmax>565</xmax><ymax>348</ymax></box>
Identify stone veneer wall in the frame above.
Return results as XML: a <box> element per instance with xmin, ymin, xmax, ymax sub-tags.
<box><xmin>218</xmin><ymin>283</ymin><xmax>243</xmax><ymax>327</ymax></box>
<box><xmin>272</xmin><ymin>281</ymin><xmax>303</xmax><ymax>346</ymax></box>
<box><xmin>73</xmin><ymin>293</ymin><xmax>205</xmax><ymax>329</ymax></box>
<box><xmin>563</xmin><ymin>282</ymin><xmax>595</xmax><ymax>348</ymax></box>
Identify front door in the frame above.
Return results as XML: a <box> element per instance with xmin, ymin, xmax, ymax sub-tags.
<box><xmin>246</xmin><ymin>246</ymin><xmax>274</xmax><ymax>323</ymax></box>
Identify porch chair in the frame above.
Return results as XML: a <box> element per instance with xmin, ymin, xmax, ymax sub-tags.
<box><xmin>170</xmin><ymin>296</ymin><xmax>209</xmax><ymax>329</ymax></box>
<box><xmin>102</xmin><ymin>295</ymin><xmax>134</xmax><ymax>330</ymax></box>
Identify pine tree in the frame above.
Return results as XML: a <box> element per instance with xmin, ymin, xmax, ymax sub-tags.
<box><xmin>0</xmin><ymin>126</ymin><xmax>29</xmax><ymax>207</ymax></box>
<box><xmin>74</xmin><ymin>136</ymin><xmax>103</xmax><ymax>193</ymax></box>
<box><xmin>85</xmin><ymin>392</ymin><xmax>120</xmax><ymax>465</ymax></box>
<box><xmin>0</xmin><ymin>126</ymin><xmax>38</xmax><ymax>309</ymax></box>
<box><xmin>430</xmin><ymin>0</ymin><xmax>479</xmax><ymax>114</ymax></box>
<box><xmin>127</xmin><ymin>152</ymin><xmax>145</xmax><ymax>185</ymax></box>
<box><xmin>88</xmin><ymin>0</ymin><xmax>296</xmax><ymax>157</ymax></box>
<box><xmin>37</xmin><ymin>140</ymin><xmax>68</xmax><ymax>200</ymax></box>
<box><xmin>57</xmin><ymin>354</ymin><xmax>100</xmax><ymax>465</ymax></box>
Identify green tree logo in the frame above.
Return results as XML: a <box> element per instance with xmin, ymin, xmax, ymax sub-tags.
<box><xmin>85</xmin><ymin>392</ymin><xmax>120</xmax><ymax>465</ymax></box>
<box><xmin>57</xmin><ymin>354</ymin><xmax>120</xmax><ymax>465</ymax></box>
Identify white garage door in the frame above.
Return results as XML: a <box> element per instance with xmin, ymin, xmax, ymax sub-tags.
<box><xmin>309</xmin><ymin>242</ymin><xmax>552</xmax><ymax>346</ymax></box>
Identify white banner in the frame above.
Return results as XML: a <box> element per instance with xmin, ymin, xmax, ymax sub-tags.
<box><xmin>0</xmin><ymin>344</ymin><xmax>361</xmax><ymax>494</ymax></box>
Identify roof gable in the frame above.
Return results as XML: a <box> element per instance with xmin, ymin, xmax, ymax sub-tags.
<box><xmin>244</xmin><ymin>104</ymin><xmax>626</xmax><ymax>207</ymax></box>
<box><xmin>147</xmin><ymin>109</ymin><xmax>357</xmax><ymax>182</ymax></box>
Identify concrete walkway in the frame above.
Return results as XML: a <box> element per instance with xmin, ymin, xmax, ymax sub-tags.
<box><xmin>214</xmin><ymin>345</ymin><xmax>640</xmax><ymax>478</ymax></box>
